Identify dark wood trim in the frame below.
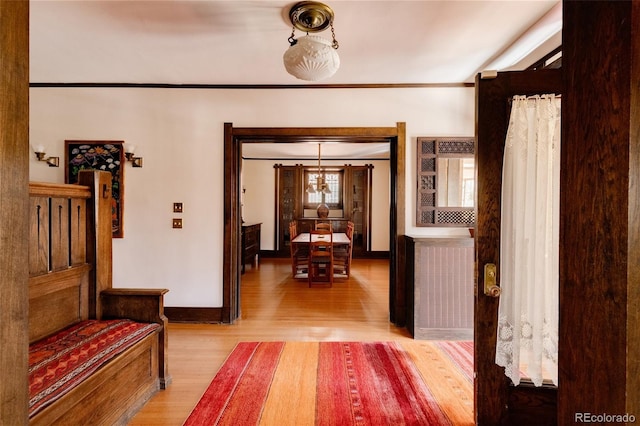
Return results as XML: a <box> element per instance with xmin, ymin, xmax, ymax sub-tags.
<box><xmin>399</xmin><ymin>236</ymin><xmax>414</xmax><ymax>336</ymax></box>
<box><xmin>231</xmin><ymin>126</ymin><xmax>399</xmax><ymax>140</ymax></box>
<box><xmin>507</xmin><ymin>382</ymin><xmax>557</xmax><ymax>425</ymax></box>
<box><xmin>30</xmin><ymin>82</ymin><xmax>475</xmax><ymax>90</ymax></box>
<box><xmin>475</xmin><ymin>68</ymin><xmax>562</xmax><ymax>425</ymax></box>
<box><xmin>0</xmin><ymin>1</ymin><xmax>30</xmax><ymax>422</ymax></box>
<box><xmin>359</xmin><ymin>251</ymin><xmax>390</xmax><ymax>259</ymax></box>
<box><xmin>526</xmin><ymin>46</ymin><xmax>562</xmax><ymax>71</ymax></box>
<box><xmin>367</xmin><ymin>165</ymin><xmax>373</xmax><ymax>252</ymax></box>
<box><xmin>223</xmin><ymin>122</ymin><xmax>240</xmax><ymax>323</ymax></box>
<box><xmin>224</xmin><ymin>123</ymin><xmax>405</xmax><ymax>326</ymax></box>
<box><xmin>560</xmin><ymin>0</ymin><xmax>640</xmax><ymax>421</ymax></box>
<box><xmin>390</xmin><ymin>122</ymin><xmax>406</xmax><ymax>326</ymax></box>
<box><xmin>164</xmin><ymin>307</ymin><xmax>224</xmax><ymax>323</ymax></box>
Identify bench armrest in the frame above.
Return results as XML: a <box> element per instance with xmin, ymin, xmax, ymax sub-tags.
<box><xmin>100</xmin><ymin>288</ymin><xmax>171</xmax><ymax>388</ymax></box>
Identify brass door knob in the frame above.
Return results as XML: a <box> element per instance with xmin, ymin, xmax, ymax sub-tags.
<box><xmin>483</xmin><ymin>263</ymin><xmax>501</xmax><ymax>298</ymax></box>
<box><xmin>486</xmin><ymin>285</ymin><xmax>501</xmax><ymax>298</ymax></box>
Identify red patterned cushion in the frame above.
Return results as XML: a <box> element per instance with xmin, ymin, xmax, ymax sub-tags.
<box><xmin>29</xmin><ymin>319</ymin><xmax>160</xmax><ymax>417</ymax></box>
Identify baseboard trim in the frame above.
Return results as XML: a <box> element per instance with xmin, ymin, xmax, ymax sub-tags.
<box><xmin>413</xmin><ymin>328</ymin><xmax>473</xmax><ymax>340</ymax></box>
<box><xmin>165</xmin><ymin>307</ymin><xmax>226</xmax><ymax>324</ymax></box>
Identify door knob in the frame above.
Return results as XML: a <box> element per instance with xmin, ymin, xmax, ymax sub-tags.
<box><xmin>483</xmin><ymin>263</ymin><xmax>501</xmax><ymax>297</ymax></box>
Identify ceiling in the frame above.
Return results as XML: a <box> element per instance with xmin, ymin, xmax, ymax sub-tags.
<box><xmin>29</xmin><ymin>0</ymin><xmax>562</xmax><ymax>159</ymax></box>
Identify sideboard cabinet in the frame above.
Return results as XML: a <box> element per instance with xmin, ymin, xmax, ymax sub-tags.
<box><xmin>241</xmin><ymin>223</ymin><xmax>261</xmax><ymax>274</ymax></box>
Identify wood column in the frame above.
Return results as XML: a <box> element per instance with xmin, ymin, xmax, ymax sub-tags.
<box><xmin>560</xmin><ymin>0</ymin><xmax>640</xmax><ymax>421</ymax></box>
<box><xmin>0</xmin><ymin>1</ymin><xmax>29</xmax><ymax>422</ymax></box>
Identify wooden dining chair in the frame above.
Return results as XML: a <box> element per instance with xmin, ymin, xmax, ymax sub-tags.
<box><xmin>308</xmin><ymin>229</ymin><xmax>333</xmax><ymax>287</ymax></box>
<box><xmin>315</xmin><ymin>220</ymin><xmax>332</xmax><ymax>232</ymax></box>
<box><xmin>289</xmin><ymin>221</ymin><xmax>308</xmax><ymax>277</ymax></box>
<box><xmin>333</xmin><ymin>221</ymin><xmax>354</xmax><ymax>278</ymax></box>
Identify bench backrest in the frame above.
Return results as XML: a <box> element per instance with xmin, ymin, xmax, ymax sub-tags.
<box><xmin>28</xmin><ymin>171</ymin><xmax>113</xmax><ymax>343</ymax></box>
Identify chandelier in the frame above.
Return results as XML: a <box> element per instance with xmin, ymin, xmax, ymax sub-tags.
<box><xmin>306</xmin><ymin>143</ymin><xmax>331</xmax><ymax>194</ymax></box>
<box><xmin>283</xmin><ymin>1</ymin><xmax>340</xmax><ymax>81</ymax></box>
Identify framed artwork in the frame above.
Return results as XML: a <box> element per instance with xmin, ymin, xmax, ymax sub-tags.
<box><xmin>65</xmin><ymin>140</ymin><xmax>125</xmax><ymax>238</ymax></box>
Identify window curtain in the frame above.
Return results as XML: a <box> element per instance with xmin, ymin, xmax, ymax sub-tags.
<box><xmin>495</xmin><ymin>94</ymin><xmax>561</xmax><ymax>387</ymax></box>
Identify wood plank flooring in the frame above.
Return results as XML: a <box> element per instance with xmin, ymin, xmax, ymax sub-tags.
<box><xmin>129</xmin><ymin>258</ymin><xmax>412</xmax><ymax>425</ymax></box>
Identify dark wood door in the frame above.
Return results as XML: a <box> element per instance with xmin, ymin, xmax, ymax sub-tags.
<box><xmin>474</xmin><ymin>68</ymin><xmax>562</xmax><ymax>425</ymax></box>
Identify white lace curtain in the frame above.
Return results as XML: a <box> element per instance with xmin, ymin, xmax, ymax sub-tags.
<box><xmin>495</xmin><ymin>94</ymin><xmax>561</xmax><ymax>387</ymax></box>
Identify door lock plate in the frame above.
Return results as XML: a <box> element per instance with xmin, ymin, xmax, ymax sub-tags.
<box><xmin>484</xmin><ymin>263</ymin><xmax>501</xmax><ymax>297</ymax></box>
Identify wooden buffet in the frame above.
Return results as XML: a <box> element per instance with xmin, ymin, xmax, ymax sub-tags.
<box><xmin>241</xmin><ymin>223</ymin><xmax>261</xmax><ymax>273</ymax></box>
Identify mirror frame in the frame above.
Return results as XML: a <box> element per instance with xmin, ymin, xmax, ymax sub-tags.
<box><xmin>416</xmin><ymin>137</ymin><xmax>475</xmax><ymax>227</ymax></box>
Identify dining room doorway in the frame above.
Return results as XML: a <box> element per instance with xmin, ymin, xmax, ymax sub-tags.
<box><xmin>222</xmin><ymin>123</ymin><xmax>407</xmax><ymax>326</ymax></box>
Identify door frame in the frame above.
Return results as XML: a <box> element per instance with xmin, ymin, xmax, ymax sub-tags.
<box><xmin>474</xmin><ymin>69</ymin><xmax>562</xmax><ymax>425</ymax></box>
<box><xmin>223</xmin><ymin>123</ymin><xmax>406</xmax><ymax>324</ymax></box>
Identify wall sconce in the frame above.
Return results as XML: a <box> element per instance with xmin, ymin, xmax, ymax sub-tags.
<box><xmin>124</xmin><ymin>144</ymin><xmax>143</xmax><ymax>168</ymax></box>
<box><xmin>33</xmin><ymin>145</ymin><xmax>59</xmax><ymax>167</ymax></box>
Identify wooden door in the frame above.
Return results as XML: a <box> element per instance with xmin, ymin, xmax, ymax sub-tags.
<box><xmin>474</xmin><ymin>68</ymin><xmax>562</xmax><ymax>425</ymax></box>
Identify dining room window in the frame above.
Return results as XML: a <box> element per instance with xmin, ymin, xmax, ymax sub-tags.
<box><xmin>304</xmin><ymin>170</ymin><xmax>343</xmax><ymax>208</ymax></box>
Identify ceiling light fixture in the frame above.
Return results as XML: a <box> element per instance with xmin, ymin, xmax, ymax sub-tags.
<box><xmin>283</xmin><ymin>1</ymin><xmax>340</xmax><ymax>81</ymax></box>
<box><xmin>306</xmin><ymin>143</ymin><xmax>331</xmax><ymax>195</ymax></box>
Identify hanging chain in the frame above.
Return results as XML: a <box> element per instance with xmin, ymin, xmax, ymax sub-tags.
<box><xmin>330</xmin><ymin>22</ymin><xmax>339</xmax><ymax>49</ymax></box>
<box><xmin>288</xmin><ymin>23</ymin><xmax>338</xmax><ymax>49</ymax></box>
<box><xmin>288</xmin><ymin>26</ymin><xmax>297</xmax><ymax>46</ymax></box>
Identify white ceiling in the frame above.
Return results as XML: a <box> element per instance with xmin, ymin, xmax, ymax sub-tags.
<box><xmin>29</xmin><ymin>0</ymin><xmax>562</xmax><ymax>158</ymax></box>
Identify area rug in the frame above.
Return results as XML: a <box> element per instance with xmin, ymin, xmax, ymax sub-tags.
<box><xmin>184</xmin><ymin>341</ymin><xmax>473</xmax><ymax>426</ymax></box>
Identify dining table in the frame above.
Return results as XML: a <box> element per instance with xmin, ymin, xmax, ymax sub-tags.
<box><xmin>290</xmin><ymin>232</ymin><xmax>350</xmax><ymax>245</ymax></box>
<box><xmin>290</xmin><ymin>232</ymin><xmax>352</xmax><ymax>280</ymax></box>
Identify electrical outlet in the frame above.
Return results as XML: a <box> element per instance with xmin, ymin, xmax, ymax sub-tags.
<box><xmin>173</xmin><ymin>202</ymin><xmax>183</xmax><ymax>213</ymax></box>
<box><xmin>172</xmin><ymin>218</ymin><xmax>183</xmax><ymax>229</ymax></box>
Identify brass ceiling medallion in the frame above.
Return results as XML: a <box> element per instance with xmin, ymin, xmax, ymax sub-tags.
<box><xmin>289</xmin><ymin>1</ymin><xmax>335</xmax><ymax>33</ymax></box>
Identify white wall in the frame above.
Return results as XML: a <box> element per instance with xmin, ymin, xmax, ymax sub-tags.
<box><xmin>242</xmin><ymin>159</ymin><xmax>390</xmax><ymax>251</ymax></box>
<box><xmin>29</xmin><ymin>86</ymin><xmax>474</xmax><ymax>307</ymax></box>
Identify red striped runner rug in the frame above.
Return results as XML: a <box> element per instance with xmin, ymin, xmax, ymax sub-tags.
<box><xmin>184</xmin><ymin>341</ymin><xmax>473</xmax><ymax>426</ymax></box>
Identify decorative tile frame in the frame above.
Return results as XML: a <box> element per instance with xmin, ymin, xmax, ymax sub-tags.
<box><xmin>416</xmin><ymin>137</ymin><xmax>475</xmax><ymax>227</ymax></box>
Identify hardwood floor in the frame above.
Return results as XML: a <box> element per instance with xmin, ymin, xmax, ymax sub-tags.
<box><xmin>129</xmin><ymin>257</ymin><xmax>411</xmax><ymax>425</ymax></box>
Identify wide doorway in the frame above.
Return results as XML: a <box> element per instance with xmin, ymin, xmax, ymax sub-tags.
<box><xmin>222</xmin><ymin>123</ymin><xmax>407</xmax><ymax>326</ymax></box>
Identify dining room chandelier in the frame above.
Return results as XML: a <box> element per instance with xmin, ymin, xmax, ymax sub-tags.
<box><xmin>306</xmin><ymin>143</ymin><xmax>331</xmax><ymax>194</ymax></box>
<box><xmin>283</xmin><ymin>1</ymin><xmax>340</xmax><ymax>81</ymax></box>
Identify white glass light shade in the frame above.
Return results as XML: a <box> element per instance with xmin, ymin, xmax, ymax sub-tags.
<box><xmin>283</xmin><ymin>35</ymin><xmax>340</xmax><ymax>81</ymax></box>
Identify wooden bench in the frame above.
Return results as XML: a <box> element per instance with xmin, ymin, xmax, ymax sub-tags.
<box><xmin>28</xmin><ymin>170</ymin><xmax>170</xmax><ymax>425</ymax></box>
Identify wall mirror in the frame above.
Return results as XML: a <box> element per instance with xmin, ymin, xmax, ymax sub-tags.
<box><xmin>416</xmin><ymin>137</ymin><xmax>475</xmax><ymax>227</ymax></box>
